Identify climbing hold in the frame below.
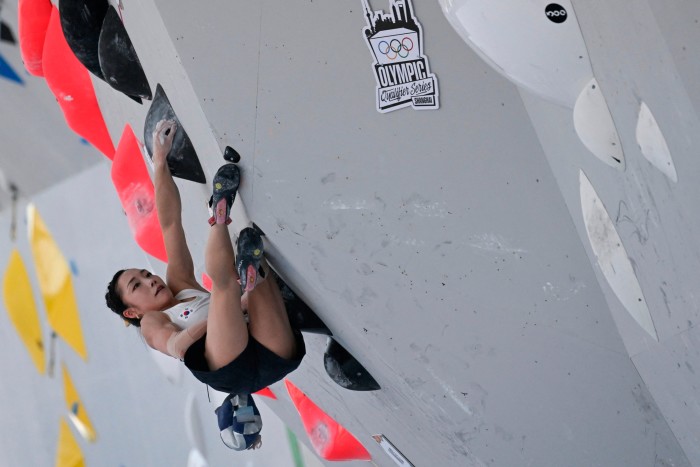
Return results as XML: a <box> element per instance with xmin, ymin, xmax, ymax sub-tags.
<box><xmin>55</xmin><ymin>418</ymin><xmax>85</xmax><ymax>467</ymax></box>
<box><xmin>17</xmin><ymin>0</ymin><xmax>52</xmax><ymax>76</ymax></box>
<box><xmin>0</xmin><ymin>53</ymin><xmax>23</xmax><ymax>85</ymax></box>
<box><xmin>58</xmin><ymin>0</ymin><xmax>109</xmax><ymax>79</ymax></box>
<box><xmin>43</xmin><ymin>6</ymin><xmax>115</xmax><ymax>158</ymax></box>
<box><xmin>3</xmin><ymin>249</ymin><xmax>46</xmax><ymax>374</ymax></box>
<box><xmin>98</xmin><ymin>6</ymin><xmax>152</xmax><ymax>100</ymax></box>
<box><xmin>285</xmin><ymin>379</ymin><xmax>371</xmax><ymax>461</ymax></box>
<box><xmin>324</xmin><ymin>337</ymin><xmax>380</xmax><ymax>391</ymax></box>
<box><xmin>111</xmin><ymin>124</ymin><xmax>167</xmax><ymax>262</ymax></box>
<box><xmin>276</xmin><ymin>275</ymin><xmax>332</xmax><ymax>335</ymax></box>
<box><xmin>636</xmin><ymin>101</ymin><xmax>677</xmax><ymax>183</ymax></box>
<box><xmin>579</xmin><ymin>170</ymin><xmax>658</xmax><ymax>340</ymax></box>
<box><xmin>1</xmin><ymin>21</ymin><xmax>16</xmax><ymax>44</ymax></box>
<box><xmin>573</xmin><ymin>78</ymin><xmax>624</xmax><ymax>169</ymax></box>
<box><xmin>439</xmin><ymin>0</ymin><xmax>592</xmax><ymax>107</ymax></box>
<box><xmin>144</xmin><ymin>84</ymin><xmax>206</xmax><ymax>184</ymax></box>
<box><xmin>27</xmin><ymin>203</ymin><xmax>89</xmax><ymax>360</ymax></box>
<box><xmin>254</xmin><ymin>387</ymin><xmax>277</xmax><ymax>400</ymax></box>
<box><xmin>62</xmin><ymin>363</ymin><xmax>97</xmax><ymax>442</ymax></box>
<box><xmin>223</xmin><ymin>146</ymin><xmax>241</xmax><ymax>163</ymax></box>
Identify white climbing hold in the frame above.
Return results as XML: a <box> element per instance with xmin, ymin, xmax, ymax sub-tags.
<box><xmin>579</xmin><ymin>170</ymin><xmax>658</xmax><ymax>340</ymax></box>
<box><xmin>573</xmin><ymin>79</ymin><xmax>625</xmax><ymax>169</ymax></box>
<box><xmin>636</xmin><ymin>101</ymin><xmax>677</xmax><ymax>183</ymax></box>
<box><xmin>438</xmin><ymin>0</ymin><xmax>593</xmax><ymax>107</ymax></box>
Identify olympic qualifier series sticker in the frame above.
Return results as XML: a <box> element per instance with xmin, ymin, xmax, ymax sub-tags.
<box><xmin>361</xmin><ymin>0</ymin><xmax>439</xmax><ymax>113</ymax></box>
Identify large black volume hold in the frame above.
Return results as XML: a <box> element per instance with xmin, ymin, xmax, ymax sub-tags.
<box><xmin>144</xmin><ymin>84</ymin><xmax>206</xmax><ymax>184</ymax></box>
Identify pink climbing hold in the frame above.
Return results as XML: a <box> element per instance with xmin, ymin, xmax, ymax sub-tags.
<box><xmin>254</xmin><ymin>387</ymin><xmax>277</xmax><ymax>400</ymax></box>
<box><xmin>111</xmin><ymin>124</ymin><xmax>167</xmax><ymax>263</ymax></box>
<box><xmin>285</xmin><ymin>379</ymin><xmax>371</xmax><ymax>462</ymax></box>
<box><xmin>42</xmin><ymin>6</ymin><xmax>115</xmax><ymax>159</ymax></box>
<box><xmin>201</xmin><ymin>272</ymin><xmax>212</xmax><ymax>292</ymax></box>
<box><xmin>18</xmin><ymin>0</ymin><xmax>52</xmax><ymax>76</ymax></box>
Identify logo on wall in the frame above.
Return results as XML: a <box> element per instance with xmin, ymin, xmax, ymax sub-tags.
<box><xmin>361</xmin><ymin>0</ymin><xmax>439</xmax><ymax>113</ymax></box>
<box><xmin>545</xmin><ymin>4</ymin><xmax>568</xmax><ymax>23</ymax></box>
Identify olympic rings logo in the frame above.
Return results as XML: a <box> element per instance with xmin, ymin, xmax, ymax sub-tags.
<box><xmin>377</xmin><ymin>37</ymin><xmax>414</xmax><ymax>60</ymax></box>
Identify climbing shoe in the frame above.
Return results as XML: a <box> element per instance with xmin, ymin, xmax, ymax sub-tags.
<box><xmin>208</xmin><ymin>164</ymin><xmax>240</xmax><ymax>226</ymax></box>
<box><xmin>236</xmin><ymin>227</ymin><xmax>267</xmax><ymax>293</ymax></box>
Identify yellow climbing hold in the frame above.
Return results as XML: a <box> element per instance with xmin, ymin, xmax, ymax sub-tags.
<box><xmin>253</xmin><ymin>249</ymin><xmax>261</xmax><ymax>257</ymax></box>
<box><xmin>55</xmin><ymin>418</ymin><xmax>85</xmax><ymax>467</ymax></box>
<box><xmin>215</xmin><ymin>182</ymin><xmax>222</xmax><ymax>189</ymax></box>
<box><xmin>3</xmin><ymin>248</ymin><xmax>46</xmax><ymax>374</ymax></box>
<box><xmin>62</xmin><ymin>363</ymin><xmax>97</xmax><ymax>443</ymax></box>
<box><xmin>27</xmin><ymin>204</ymin><xmax>88</xmax><ymax>361</ymax></box>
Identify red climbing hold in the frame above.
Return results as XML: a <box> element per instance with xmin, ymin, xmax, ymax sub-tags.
<box><xmin>111</xmin><ymin>124</ymin><xmax>167</xmax><ymax>263</ymax></box>
<box><xmin>201</xmin><ymin>272</ymin><xmax>212</xmax><ymax>292</ymax></box>
<box><xmin>254</xmin><ymin>387</ymin><xmax>277</xmax><ymax>400</ymax></box>
<box><xmin>18</xmin><ymin>0</ymin><xmax>52</xmax><ymax>76</ymax></box>
<box><xmin>42</xmin><ymin>6</ymin><xmax>115</xmax><ymax>158</ymax></box>
<box><xmin>285</xmin><ymin>379</ymin><xmax>371</xmax><ymax>461</ymax></box>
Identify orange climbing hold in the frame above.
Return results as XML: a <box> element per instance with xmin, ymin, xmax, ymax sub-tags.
<box><xmin>42</xmin><ymin>6</ymin><xmax>115</xmax><ymax>158</ymax></box>
<box><xmin>18</xmin><ymin>0</ymin><xmax>52</xmax><ymax>76</ymax></box>
<box><xmin>111</xmin><ymin>124</ymin><xmax>167</xmax><ymax>263</ymax></box>
<box><xmin>285</xmin><ymin>379</ymin><xmax>371</xmax><ymax>461</ymax></box>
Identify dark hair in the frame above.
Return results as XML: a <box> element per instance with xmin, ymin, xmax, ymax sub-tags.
<box><xmin>105</xmin><ymin>269</ymin><xmax>141</xmax><ymax>327</ymax></box>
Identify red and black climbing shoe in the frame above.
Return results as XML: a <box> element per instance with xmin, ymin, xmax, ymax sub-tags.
<box><xmin>236</xmin><ymin>227</ymin><xmax>267</xmax><ymax>293</ymax></box>
<box><xmin>208</xmin><ymin>164</ymin><xmax>240</xmax><ymax>226</ymax></box>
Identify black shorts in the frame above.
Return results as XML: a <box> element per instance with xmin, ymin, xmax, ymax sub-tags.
<box><xmin>183</xmin><ymin>330</ymin><xmax>305</xmax><ymax>394</ymax></box>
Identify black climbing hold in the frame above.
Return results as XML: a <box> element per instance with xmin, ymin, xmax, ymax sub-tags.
<box><xmin>126</xmin><ymin>94</ymin><xmax>143</xmax><ymax>105</ymax></box>
<box><xmin>59</xmin><ymin>0</ymin><xmax>109</xmax><ymax>80</ymax></box>
<box><xmin>144</xmin><ymin>84</ymin><xmax>206</xmax><ymax>184</ymax></box>
<box><xmin>98</xmin><ymin>6</ymin><xmax>152</xmax><ymax>100</ymax></box>
<box><xmin>274</xmin><ymin>265</ymin><xmax>378</xmax><ymax>391</ymax></box>
<box><xmin>276</xmin><ymin>275</ymin><xmax>332</xmax><ymax>336</ymax></box>
<box><xmin>324</xmin><ymin>337</ymin><xmax>380</xmax><ymax>391</ymax></box>
<box><xmin>223</xmin><ymin>146</ymin><xmax>241</xmax><ymax>163</ymax></box>
<box><xmin>1</xmin><ymin>22</ymin><xmax>16</xmax><ymax>44</ymax></box>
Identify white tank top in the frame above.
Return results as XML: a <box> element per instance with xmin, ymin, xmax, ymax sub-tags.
<box><xmin>163</xmin><ymin>289</ymin><xmax>210</xmax><ymax>330</ymax></box>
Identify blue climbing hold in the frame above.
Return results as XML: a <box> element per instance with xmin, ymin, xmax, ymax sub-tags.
<box><xmin>69</xmin><ymin>259</ymin><xmax>79</xmax><ymax>276</ymax></box>
<box><xmin>0</xmin><ymin>53</ymin><xmax>23</xmax><ymax>85</ymax></box>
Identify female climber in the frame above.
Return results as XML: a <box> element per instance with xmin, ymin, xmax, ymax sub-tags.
<box><xmin>105</xmin><ymin>119</ymin><xmax>305</xmax><ymax>399</ymax></box>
